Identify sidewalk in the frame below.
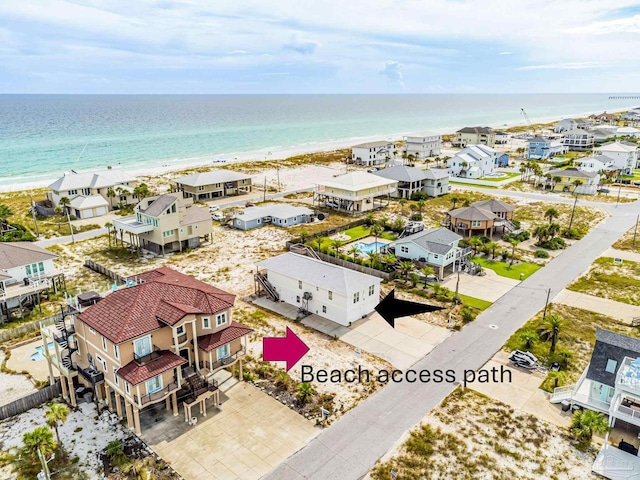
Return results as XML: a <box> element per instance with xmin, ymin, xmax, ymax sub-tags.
<box><xmin>604</xmin><ymin>247</ymin><xmax>640</xmax><ymax>263</ymax></box>
<box><xmin>554</xmin><ymin>289</ymin><xmax>640</xmax><ymax>323</ymax></box>
<box><xmin>441</xmin><ymin>268</ymin><xmax>519</xmax><ymax>303</ymax></box>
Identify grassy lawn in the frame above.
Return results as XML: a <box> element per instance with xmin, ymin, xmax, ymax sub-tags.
<box><xmin>567</xmin><ymin>256</ymin><xmax>640</xmax><ymax>306</ymax></box>
<box><xmin>450</xmin><ymin>181</ymin><xmax>498</xmax><ymax>189</ymax></box>
<box><xmin>505</xmin><ymin>304</ymin><xmax>639</xmax><ymax>392</ymax></box>
<box><xmin>613</xmin><ymin>224</ymin><xmax>640</xmax><ymax>252</ymax></box>
<box><xmin>457</xmin><ymin>293</ymin><xmax>492</xmax><ymax>311</ymax></box>
<box><xmin>478</xmin><ymin>172</ymin><xmax>521</xmax><ymax>182</ymax></box>
<box><xmin>617</xmin><ymin>169</ymin><xmax>640</xmax><ymax>181</ymax></box>
<box><xmin>472</xmin><ymin>256</ymin><xmax>541</xmax><ymax>280</ymax></box>
<box><xmin>312</xmin><ymin>225</ymin><xmax>396</xmax><ymax>250</ymax></box>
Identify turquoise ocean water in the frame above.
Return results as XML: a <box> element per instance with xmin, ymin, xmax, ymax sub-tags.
<box><xmin>0</xmin><ymin>94</ymin><xmax>638</xmax><ymax>188</ymax></box>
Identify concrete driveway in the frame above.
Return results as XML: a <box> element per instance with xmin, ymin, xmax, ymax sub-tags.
<box><xmin>441</xmin><ymin>268</ymin><xmax>519</xmax><ymax>302</ymax></box>
<box><xmin>141</xmin><ymin>382</ymin><xmax>318</xmax><ymax>480</ymax></box>
<box><xmin>253</xmin><ymin>298</ymin><xmax>451</xmax><ymax>370</ymax></box>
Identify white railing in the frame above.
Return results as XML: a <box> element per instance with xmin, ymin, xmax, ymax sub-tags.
<box><xmin>616</xmin><ymin>357</ymin><xmax>640</xmax><ymax>395</ymax></box>
<box><xmin>550</xmin><ymin>384</ymin><xmax>575</xmax><ymax>403</ymax></box>
<box><xmin>572</xmin><ymin>391</ymin><xmax>611</xmax><ymax>413</ymax></box>
<box><xmin>612</xmin><ymin>402</ymin><xmax>640</xmax><ymax>423</ymax></box>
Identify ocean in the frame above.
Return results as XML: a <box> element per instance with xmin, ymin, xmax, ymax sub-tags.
<box><xmin>0</xmin><ymin>93</ymin><xmax>637</xmax><ymax>189</ymax></box>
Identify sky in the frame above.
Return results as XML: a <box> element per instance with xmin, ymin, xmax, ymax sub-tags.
<box><xmin>1</xmin><ymin>0</ymin><xmax>640</xmax><ymax>94</ymax></box>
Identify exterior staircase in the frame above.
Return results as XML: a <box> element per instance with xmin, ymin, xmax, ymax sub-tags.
<box><xmin>255</xmin><ymin>272</ymin><xmax>280</xmax><ymax>301</ymax></box>
<box><xmin>550</xmin><ymin>384</ymin><xmax>575</xmax><ymax>403</ymax></box>
<box><xmin>502</xmin><ymin>220</ymin><xmax>521</xmax><ymax>234</ymax></box>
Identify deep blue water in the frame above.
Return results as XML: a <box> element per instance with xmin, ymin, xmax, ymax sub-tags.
<box><xmin>0</xmin><ymin>94</ymin><xmax>637</xmax><ymax>187</ymax></box>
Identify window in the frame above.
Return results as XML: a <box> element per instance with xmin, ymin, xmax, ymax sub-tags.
<box><xmin>322</xmin><ymin>306</ymin><xmax>327</xmax><ymax>313</ymax></box>
<box><xmin>328</xmin><ymin>291</ymin><xmax>333</xmax><ymax>300</ymax></box>
<box><xmin>176</xmin><ymin>325</ymin><xmax>185</xmax><ymax>335</ymax></box>
<box><xmin>296</xmin><ymin>295</ymin><xmax>300</xmax><ymax>303</ymax></box>
<box><xmin>216</xmin><ymin>344</ymin><xmax>230</xmax><ymax>360</ymax></box>
<box><xmin>298</xmin><ymin>280</ymin><xmax>303</xmax><ymax>290</ymax></box>
<box><xmin>125</xmin><ymin>382</ymin><xmax>130</xmax><ymax>394</ymax></box>
<box><xmin>88</xmin><ymin>326</ymin><xmax>96</xmax><ymax>334</ymax></box>
<box><xmin>114</xmin><ymin>344</ymin><xmax>119</xmax><ymax>360</ymax></box>
<box><xmin>471</xmin><ymin>220</ymin><xmax>482</xmax><ymax>227</ymax></box>
<box><xmin>68</xmin><ymin>189</ymin><xmax>78</xmax><ymax>195</ymax></box>
<box><xmin>95</xmin><ymin>355</ymin><xmax>107</xmax><ymax>372</ymax></box>
<box><xmin>369</xmin><ymin>285</ymin><xmax>375</xmax><ymax>296</ymax></box>
<box><xmin>198</xmin><ymin>185</ymin><xmax>205</xmax><ymax>191</ymax></box>
<box><xmin>133</xmin><ymin>336</ymin><xmax>152</xmax><ymax>357</ymax></box>
<box><xmin>171</xmin><ymin>204</ymin><xmax>176</xmax><ymax>213</ymax></box>
<box><xmin>606</xmin><ymin>359</ymin><xmax>618</xmax><ymax>374</ymax></box>
<box><xmin>353</xmin><ymin>292</ymin><xmax>360</xmax><ymax>303</ymax></box>
<box><xmin>102</xmin><ymin>336</ymin><xmax>107</xmax><ymax>351</ymax></box>
<box><xmin>82</xmin><ymin>188</ymin><xmax>90</xmax><ymax>195</ymax></box>
<box><xmin>434</xmin><ymin>254</ymin><xmax>439</xmax><ymax>259</ymax></box>
<box><xmin>113</xmin><ymin>367</ymin><xmax>119</xmax><ymax>385</ymax></box>
<box><xmin>216</xmin><ymin>312</ymin><xmax>227</xmax><ymax>326</ymax></box>
<box><xmin>146</xmin><ymin>375</ymin><xmax>163</xmax><ymax>394</ymax></box>
<box><xmin>202</xmin><ymin>317</ymin><xmax>211</xmax><ymax>329</ymax></box>
<box><xmin>120</xmin><ymin>196</ymin><xmax>127</xmax><ymax>202</ymax></box>
<box><xmin>400</xmin><ymin>246</ymin><xmax>409</xmax><ymax>254</ymax></box>
<box><xmin>163</xmin><ymin>230</ymin><xmax>175</xmax><ymax>237</ymax></box>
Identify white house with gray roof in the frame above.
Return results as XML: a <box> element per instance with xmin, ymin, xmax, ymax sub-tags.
<box><xmin>373</xmin><ymin>166</ymin><xmax>449</xmax><ymax>198</ymax></box>
<box><xmin>351</xmin><ymin>141</ymin><xmax>395</xmax><ymax>166</ymax></box>
<box><xmin>447</xmin><ymin>145</ymin><xmax>498</xmax><ymax>179</ymax></box>
<box><xmin>393</xmin><ymin>228</ymin><xmax>465</xmax><ymax>278</ymax></box>
<box><xmin>403</xmin><ymin>132</ymin><xmax>442</xmax><ymax>159</ymax></box>
<box><xmin>233</xmin><ymin>204</ymin><xmax>314</xmax><ymax>230</ymax></box>
<box><xmin>174</xmin><ymin>169</ymin><xmax>252</xmax><ymax>201</ymax></box>
<box><xmin>256</xmin><ymin>252</ymin><xmax>381</xmax><ymax>326</ymax></box>
<box><xmin>594</xmin><ymin>141</ymin><xmax>638</xmax><ymax>174</ymax></box>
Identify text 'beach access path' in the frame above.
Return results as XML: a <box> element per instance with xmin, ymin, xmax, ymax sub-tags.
<box><xmin>264</xmin><ymin>200</ymin><xmax>640</xmax><ymax>480</ymax></box>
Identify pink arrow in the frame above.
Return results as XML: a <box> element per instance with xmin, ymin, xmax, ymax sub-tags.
<box><xmin>263</xmin><ymin>327</ymin><xmax>310</xmax><ymax>372</ymax></box>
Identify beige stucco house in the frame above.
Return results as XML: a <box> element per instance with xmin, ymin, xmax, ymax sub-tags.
<box><xmin>314</xmin><ymin>172</ymin><xmax>397</xmax><ymax>214</ymax></box>
<box><xmin>174</xmin><ymin>170</ymin><xmax>252</xmax><ymax>201</ymax></box>
<box><xmin>452</xmin><ymin>127</ymin><xmax>496</xmax><ymax>148</ymax></box>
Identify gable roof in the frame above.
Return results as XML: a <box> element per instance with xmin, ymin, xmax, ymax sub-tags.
<box><xmin>471</xmin><ymin>199</ymin><xmax>516</xmax><ymax>213</ymax></box>
<box><xmin>256</xmin><ymin>253</ymin><xmax>380</xmax><ymax>296</ymax></box>
<box><xmin>179</xmin><ymin>204</ymin><xmax>211</xmax><ymax>226</ymax></box>
<box><xmin>77</xmin><ymin>266</ymin><xmax>236</xmax><ymax>344</ymax></box>
<box><xmin>457</xmin><ymin>126</ymin><xmax>493</xmax><ymax>134</ymax></box>
<box><xmin>586</xmin><ymin>328</ymin><xmax>640</xmax><ymax>387</ymax></box>
<box><xmin>448</xmin><ymin>205</ymin><xmax>496</xmax><ymax>221</ymax></box>
<box><xmin>70</xmin><ymin>195</ymin><xmax>109</xmax><ymax>209</ymax></box>
<box><xmin>0</xmin><ymin>242</ymin><xmax>57</xmax><ymax>270</ymax></box>
<box><xmin>423</xmin><ymin>169</ymin><xmax>449</xmax><ymax>180</ymax></box>
<box><xmin>396</xmin><ymin>227</ymin><xmax>462</xmax><ymax>255</ymax></box>
<box><xmin>563</xmin><ymin>129</ymin><xmax>594</xmax><ymax>136</ymax></box>
<box><xmin>597</xmin><ymin>141</ymin><xmax>638</xmax><ymax>152</ymax></box>
<box><xmin>352</xmin><ymin>141</ymin><xmax>394</xmax><ymax>149</ymax></box>
<box><xmin>48</xmin><ymin>170</ymin><xmax>136</xmax><ymax>191</ymax></box>
<box><xmin>174</xmin><ymin>170</ymin><xmax>251</xmax><ymax>187</ymax></box>
<box><xmin>548</xmin><ymin>168</ymin><xmax>597</xmax><ymax>178</ymax></box>
<box><xmin>117</xmin><ymin>351</ymin><xmax>187</xmax><ymax>386</ymax></box>
<box><xmin>197</xmin><ymin>321</ymin><xmax>254</xmax><ymax>352</ymax></box>
<box><xmin>317</xmin><ymin>172</ymin><xmax>397</xmax><ymax>192</ymax></box>
<box><xmin>529</xmin><ymin>136</ymin><xmax>551</xmax><ymax>144</ymax></box>
<box><xmin>372</xmin><ymin>165</ymin><xmax>427</xmax><ymax>183</ymax></box>
<box><xmin>139</xmin><ymin>194</ymin><xmax>177</xmax><ymax>217</ymax></box>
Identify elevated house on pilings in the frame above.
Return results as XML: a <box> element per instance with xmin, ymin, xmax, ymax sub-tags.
<box><xmin>0</xmin><ymin>242</ymin><xmax>65</xmax><ymax>323</ymax></box>
<box><xmin>39</xmin><ymin>266</ymin><xmax>253</xmax><ymax>436</ymax></box>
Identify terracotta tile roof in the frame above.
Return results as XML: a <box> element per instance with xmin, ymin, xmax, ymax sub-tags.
<box><xmin>117</xmin><ymin>350</ymin><xmax>186</xmax><ymax>386</ymax></box>
<box><xmin>78</xmin><ymin>267</ymin><xmax>236</xmax><ymax>344</ymax></box>
<box><xmin>197</xmin><ymin>321</ymin><xmax>254</xmax><ymax>352</ymax></box>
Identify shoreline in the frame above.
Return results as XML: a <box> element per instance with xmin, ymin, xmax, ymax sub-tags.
<box><xmin>0</xmin><ymin>106</ymin><xmax>633</xmax><ymax>195</ymax></box>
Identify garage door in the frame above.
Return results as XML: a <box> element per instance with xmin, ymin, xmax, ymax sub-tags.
<box><xmin>95</xmin><ymin>206</ymin><xmax>108</xmax><ymax>216</ymax></box>
<box><xmin>82</xmin><ymin>209</ymin><xmax>94</xmax><ymax>219</ymax></box>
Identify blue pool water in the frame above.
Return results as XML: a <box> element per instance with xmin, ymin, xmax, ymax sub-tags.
<box><xmin>31</xmin><ymin>341</ymin><xmax>55</xmax><ymax>361</ymax></box>
<box><xmin>353</xmin><ymin>241</ymin><xmax>387</xmax><ymax>255</ymax></box>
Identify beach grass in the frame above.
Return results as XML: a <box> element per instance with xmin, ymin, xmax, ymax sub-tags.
<box><xmin>567</xmin><ymin>256</ymin><xmax>640</xmax><ymax>306</ymax></box>
<box><xmin>478</xmin><ymin>172</ymin><xmax>520</xmax><ymax>182</ymax></box>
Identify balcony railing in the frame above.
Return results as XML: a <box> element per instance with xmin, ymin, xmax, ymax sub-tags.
<box><xmin>612</xmin><ymin>401</ymin><xmax>640</xmax><ymax>424</ymax></box>
<box><xmin>134</xmin><ymin>345</ymin><xmax>162</xmax><ymax>365</ymax></box>
<box><xmin>189</xmin><ymin>379</ymin><xmax>219</xmax><ymax>399</ymax></box>
<box><xmin>199</xmin><ymin>352</ymin><xmax>241</xmax><ymax>372</ymax></box>
<box><xmin>135</xmin><ymin>382</ymin><xmax>179</xmax><ymax>406</ymax></box>
<box><xmin>78</xmin><ymin>367</ymin><xmax>105</xmax><ymax>385</ymax></box>
<box><xmin>616</xmin><ymin>357</ymin><xmax>640</xmax><ymax>395</ymax></box>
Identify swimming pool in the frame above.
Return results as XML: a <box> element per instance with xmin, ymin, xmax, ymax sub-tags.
<box><xmin>484</xmin><ymin>173</ymin><xmax>507</xmax><ymax>178</ymax></box>
<box><xmin>352</xmin><ymin>241</ymin><xmax>387</xmax><ymax>255</ymax></box>
<box><xmin>31</xmin><ymin>341</ymin><xmax>55</xmax><ymax>361</ymax></box>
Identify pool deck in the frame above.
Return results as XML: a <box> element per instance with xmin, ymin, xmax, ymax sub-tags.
<box><xmin>349</xmin><ymin>235</ymin><xmax>392</xmax><ymax>254</ymax></box>
<box><xmin>6</xmin><ymin>339</ymin><xmax>51</xmax><ymax>382</ymax></box>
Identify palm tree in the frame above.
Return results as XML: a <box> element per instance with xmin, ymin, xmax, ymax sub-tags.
<box><xmin>365</xmin><ymin>212</ymin><xmax>376</xmax><ymax>226</ymax></box>
<box><xmin>392</xmin><ymin>217</ymin><xmax>406</xmax><ymax>233</ymax></box>
<box><xmin>538</xmin><ymin>314</ymin><xmax>564</xmax><ymax>354</ymax></box>
<box><xmin>115</xmin><ymin>187</ymin><xmax>126</xmax><ymax>208</ymax></box>
<box><xmin>0</xmin><ymin>203</ymin><xmax>13</xmax><ymax>230</ymax></box>
<box><xmin>420</xmin><ymin>266</ymin><xmax>435</xmax><ymax>287</ymax></box>
<box><xmin>45</xmin><ymin>403</ymin><xmax>69</xmax><ymax>447</ymax></box>
<box><xmin>533</xmin><ymin>224</ymin><xmax>550</xmax><ymax>243</ymax></box>
<box><xmin>450</xmin><ymin>195</ymin><xmax>460</xmax><ymax>210</ymax></box>
<box><xmin>469</xmin><ymin>237</ymin><xmax>484</xmax><ymax>255</ymax></box>
<box><xmin>462</xmin><ymin>198</ymin><xmax>471</xmax><ymax>207</ymax></box>
<box><xmin>105</xmin><ymin>221</ymin><xmax>113</xmax><ymax>246</ymax></box>
<box><xmin>379</xmin><ymin>216</ymin><xmax>390</xmax><ymax>229</ymax></box>
<box><xmin>106</xmin><ymin>440</ymin><xmax>128</xmax><ymax>468</ymax></box>
<box><xmin>409</xmin><ymin>272</ymin><xmax>420</xmax><ymax>287</ymax></box>
<box><xmin>369</xmin><ymin>252</ymin><xmax>383</xmax><ymax>269</ymax></box>
<box><xmin>552</xmin><ymin>176</ymin><xmax>562</xmax><ymax>191</ymax></box>
<box><xmin>296</xmin><ymin>383</ymin><xmax>315</xmax><ymax>404</ymax></box>
<box><xmin>417</xmin><ymin>199</ymin><xmax>426</xmax><ymax>215</ymax></box>
<box><xmin>485</xmin><ymin>241</ymin><xmax>498</xmax><ymax>259</ymax></box>
<box><xmin>399</xmin><ymin>261</ymin><xmax>414</xmax><ymax>281</ymax></box>
<box><xmin>572</xmin><ymin>179</ymin><xmax>583</xmax><ymax>193</ymax></box>
<box><xmin>54</xmin><ymin>206</ymin><xmax>64</xmax><ymax>230</ymax></box>
<box><xmin>59</xmin><ymin>196</ymin><xmax>71</xmax><ymax>214</ymax></box>
<box><xmin>106</xmin><ymin>187</ymin><xmax>116</xmax><ymax>208</ymax></box>
<box><xmin>398</xmin><ymin>198</ymin><xmax>408</xmax><ymax>216</ymax></box>
<box><xmin>519</xmin><ymin>331</ymin><xmax>537</xmax><ymax>349</ymax></box>
<box><xmin>383</xmin><ymin>253</ymin><xmax>397</xmax><ymax>269</ymax></box>
<box><xmin>133</xmin><ymin>183</ymin><xmax>151</xmax><ymax>200</ymax></box>
<box><xmin>548</xmin><ymin>222</ymin><xmax>560</xmax><ymax>240</ymax></box>
<box><xmin>570</xmin><ymin>410</ymin><xmax>610</xmax><ymax>448</ymax></box>
<box><xmin>20</xmin><ymin>426</ymin><xmax>56</xmax><ymax>467</ymax></box>
<box><xmin>349</xmin><ymin>245</ymin><xmax>360</xmax><ymax>263</ymax></box>
<box><xmin>331</xmin><ymin>239</ymin><xmax>343</xmax><ymax>257</ymax></box>
<box><xmin>509</xmin><ymin>238</ymin><xmax>520</xmax><ymax>266</ymax></box>
<box><xmin>298</xmin><ymin>229</ymin><xmax>310</xmax><ymax>244</ymax></box>
<box><xmin>544</xmin><ymin>207</ymin><xmax>559</xmax><ymax>224</ymax></box>
<box><xmin>309</xmin><ymin>239</ymin><xmax>321</xmax><ymax>252</ymax></box>
<box><xmin>370</xmin><ymin>223</ymin><xmax>384</xmax><ymax>252</ymax></box>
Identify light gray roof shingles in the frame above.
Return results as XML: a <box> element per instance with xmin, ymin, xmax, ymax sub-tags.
<box><xmin>472</xmin><ymin>199</ymin><xmax>516</xmax><ymax>213</ymax></box>
<box><xmin>396</xmin><ymin>227</ymin><xmax>462</xmax><ymax>255</ymax></box>
<box><xmin>372</xmin><ymin>166</ymin><xmax>427</xmax><ymax>183</ymax></box>
<box><xmin>175</xmin><ymin>170</ymin><xmax>251</xmax><ymax>187</ymax></box>
<box><xmin>448</xmin><ymin>205</ymin><xmax>497</xmax><ymax>221</ymax></box>
<box><xmin>548</xmin><ymin>168</ymin><xmax>597</xmax><ymax>179</ymax></box>
<box><xmin>0</xmin><ymin>242</ymin><xmax>58</xmax><ymax>270</ymax></box>
<box><xmin>457</xmin><ymin>126</ymin><xmax>493</xmax><ymax>134</ymax></box>
<box><xmin>140</xmin><ymin>195</ymin><xmax>177</xmax><ymax>217</ymax></box>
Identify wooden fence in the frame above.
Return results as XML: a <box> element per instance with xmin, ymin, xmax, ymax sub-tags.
<box><xmin>0</xmin><ymin>381</ymin><xmax>62</xmax><ymax>420</ymax></box>
<box><xmin>84</xmin><ymin>259</ymin><xmax>127</xmax><ymax>285</ymax></box>
<box><xmin>0</xmin><ymin>319</ymin><xmax>43</xmax><ymax>344</ymax></box>
<box><xmin>289</xmin><ymin>218</ymin><xmax>369</xmax><ymax>244</ymax></box>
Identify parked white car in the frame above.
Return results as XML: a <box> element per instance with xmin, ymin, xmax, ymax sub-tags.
<box><xmin>211</xmin><ymin>212</ymin><xmax>224</xmax><ymax>221</ymax></box>
<box><xmin>208</xmin><ymin>205</ymin><xmax>220</xmax><ymax>212</ymax></box>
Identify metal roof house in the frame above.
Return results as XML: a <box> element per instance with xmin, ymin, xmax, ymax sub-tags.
<box><xmin>393</xmin><ymin>228</ymin><xmax>467</xmax><ymax>278</ymax></box>
<box><xmin>174</xmin><ymin>170</ymin><xmax>252</xmax><ymax>201</ymax></box>
<box><xmin>232</xmin><ymin>204</ymin><xmax>314</xmax><ymax>230</ymax></box>
<box><xmin>351</xmin><ymin>141</ymin><xmax>396</xmax><ymax>166</ymax></box>
<box><xmin>550</xmin><ymin>329</ymin><xmax>640</xmax><ymax>480</ymax></box>
<box><xmin>447</xmin><ymin>145</ymin><xmax>499</xmax><ymax>179</ymax></box>
<box><xmin>315</xmin><ymin>172</ymin><xmax>397</xmax><ymax>214</ymax></box>
<box><xmin>255</xmin><ymin>253</ymin><xmax>381</xmax><ymax>326</ymax></box>
<box><xmin>373</xmin><ymin>166</ymin><xmax>450</xmax><ymax>198</ymax></box>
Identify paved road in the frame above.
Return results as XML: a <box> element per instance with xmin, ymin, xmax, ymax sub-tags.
<box><xmin>264</xmin><ymin>201</ymin><xmax>640</xmax><ymax>479</ymax></box>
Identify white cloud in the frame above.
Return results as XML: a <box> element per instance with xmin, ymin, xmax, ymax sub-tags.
<box><xmin>517</xmin><ymin>62</ymin><xmax>607</xmax><ymax>70</ymax></box>
<box><xmin>570</xmin><ymin>14</ymin><xmax>640</xmax><ymax>35</ymax></box>
<box><xmin>379</xmin><ymin>60</ymin><xmax>404</xmax><ymax>87</ymax></box>
<box><xmin>499</xmin><ymin>51</ymin><xmax>512</xmax><ymax>55</ymax></box>
<box><xmin>283</xmin><ymin>32</ymin><xmax>319</xmax><ymax>55</ymax></box>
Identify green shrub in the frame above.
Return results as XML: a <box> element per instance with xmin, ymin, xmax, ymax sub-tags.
<box><xmin>410</xmin><ymin>213</ymin><xmax>423</xmax><ymax>221</ymax></box>
<box><xmin>461</xmin><ymin>307</ymin><xmax>477</xmax><ymax>323</ymax></box>
<box><xmin>410</xmin><ymin>191</ymin><xmax>429</xmax><ymax>201</ymax></box>
<box><xmin>562</xmin><ymin>228</ymin><xmax>586</xmax><ymax>240</ymax></box>
<box><xmin>537</xmin><ymin>238</ymin><xmax>565</xmax><ymax>250</ymax></box>
<box><xmin>535</xmin><ymin>249</ymin><xmax>550</xmax><ymax>258</ymax></box>
<box><xmin>504</xmin><ymin>230</ymin><xmax>530</xmax><ymax>243</ymax></box>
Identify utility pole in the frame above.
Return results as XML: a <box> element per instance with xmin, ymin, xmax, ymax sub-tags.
<box><xmin>263</xmin><ymin>177</ymin><xmax>267</xmax><ymax>202</ymax></box>
<box><xmin>454</xmin><ymin>255</ymin><xmax>461</xmax><ymax>305</ymax></box>
<box><xmin>542</xmin><ymin>288</ymin><xmax>551</xmax><ymax>320</ymax></box>
<box><xmin>616</xmin><ymin>185</ymin><xmax>622</xmax><ymax>207</ymax></box>
<box><xmin>276</xmin><ymin>165</ymin><xmax>281</xmax><ymax>193</ymax></box>
<box><xmin>568</xmin><ymin>194</ymin><xmax>578</xmax><ymax>231</ymax></box>
<box><xmin>634</xmin><ymin>214</ymin><xmax>640</xmax><ymax>249</ymax></box>
<box><xmin>65</xmin><ymin>206</ymin><xmax>75</xmax><ymax>244</ymax></box>
<box><xmin>37</xmin><ymin>447</ymin><xmax>51</xmax><ymax>480</ymax></box>
<box><xmin>29</xmin><ymin>195</ymin><xmax>40</xmax><ymax>237</ymax></box>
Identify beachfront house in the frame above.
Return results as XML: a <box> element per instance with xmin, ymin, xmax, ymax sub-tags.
<box><xmin>494</xmin><ymin>131</ymin><xmax>509</xmax><ymax>145</ymax></box>
<box><xmin>39</xmin><ymin>266</ymin><xmax>252</xmax><ymax>434</ymax></box>
<box><xmin>589</xmin><ymin>111</ymin><xmax>619</xmax><ymax>124</ymax></box>
<box><xmin>372</xmin><ymin>165</ymin><xmax>449</xmax><ymax>199</ymax></box>
<box><xmin>562</xmin><ymin>129</ymin><xmax>595</xmax><ymax>151</ymax></box>
<box><xmin>0</xmin><ymin>242</ymin><xmax>65</xmax><ymax>323</ymax></box>
<box><xmin>403</xmin><ymin>133</ymin><xmax>442</xmax><ymax>159</ymax></box>
<box><xmin>443</xmin><ymin>199</ymin><xmax>516</xmax><ymax>238</ymax></box>
<box><xmin>576</xmin><ymin>155</ymin><xmax>618</xmax><ymax>174</ymax></box>
<box><xmin>351</xmin><ymin>141</ymin><xmax>395</xmax><ymax>166</ymax></box>
<box><xmin>315</xmin><ymin>172</ymin><xmax>397</xmax><ymax>214</ymax></box>
<box><xmin>232</xmin><ymin>204</ymin><xmax>314</xmax><ymax>230</ymax></box>
<box><xmin>617</xmin><ymin>127</ymin><xmax>640</xmax><ymax>139</ymax></box>
<box><xmin>592</xmin><ymin>129</ymin><xmax>617</xmax><ymax>143</ymax></box>
<box><xmin>47</xmin><ymin>170</ymin><xmax>138</xmax><ymax>219</ymax></box>
<box><xmin>447</xmin><ymin>145</ymin><xmax>498</xmax><ymax>179</ymax></box>
<box><xmin>554</xmin><ymin>119</ymin><xmax>578</xmax><ymax>133</ymax></box>
<box><xmin>255</xmin><ymin>252</ymin><xmax>381</xmax><ymax>326</ymax></box>
<box><xmin>594</xmin><ymin>142</ymin><xmax>638</xmax><ymax>174</ymax></box>
<box><xmin>549</xmin><ymin>329</ymin><xmax>640</xmax><ymax>480</ymax></box>
<box><xmin>174</xmin><ymin>170</ymin><xmax>252</xmax><ymax>201</ymax></box>
<box><xmin>546</xmin><ymin>168</ymin><xmax>600</xmax><ymax>194</ymax></box>
<box><xmin>112</xmin><ymin>192</ymin><xmax>211</xmax><ymax>255</ymax></box>
<box><xmin>452</xmin><ymin>127</ymin><xmax>496</xmax><ymax>148</ymax></box>
<box><xmin>393</xmin><ymin>228</ymin><xmax>466</xmax><ymax>279</ymax></box>
<box><xmin>528</xmin><ymin>137</ymin><xmax>568</xmax><ymax>160</ymax></box>
<box><xmin>622</xmin><ymin>109</ymin><xmax>640</xmax><ymax>123</ymax></box>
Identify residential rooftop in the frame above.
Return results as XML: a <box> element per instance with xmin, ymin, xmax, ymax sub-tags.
<box><xmin>174</xmin><ymin>170</ymin><xmax>252</xmax><ymax>187</ymax></box>
<box><xmin>318</xmin><ymin>171</ymin><xmax>397</xmax><ymax>192</ymax></box>
<box><xmin>235</xmin><ymin>204</ymin><xmax>313</xmax><ymax>222</ymax></box>
<box><xmin>48</xmin><ymin>170</ymin><xmax>136</xmax><ymax>191</ymax></box>
<box><xmin>396</xmin><ymin>227</ymin><xmax>462</xmax><ymax>255</ymax></box>
<box><xmin>0</xmin><ymin>242</ymin><xmax>58</xmax><ymax>270</ymax></box>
